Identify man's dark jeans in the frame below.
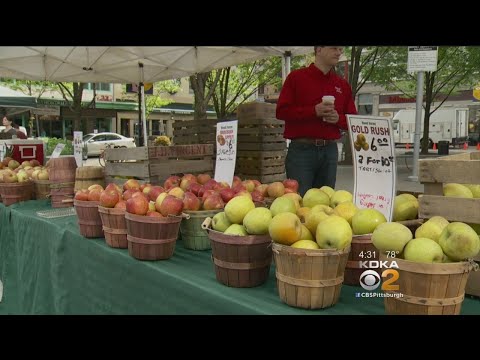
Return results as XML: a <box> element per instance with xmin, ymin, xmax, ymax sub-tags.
<box><xmin>285</xmin><ymin>141</ymin><xmax>338</xmax><ymax>197</ymax></box>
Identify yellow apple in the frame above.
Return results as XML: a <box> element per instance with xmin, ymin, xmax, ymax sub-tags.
<box><xmin>302</xmin><ymin>188</ymin><xmax>330</xmax><ymax>208</ymax></box>
<box><xmin>315</xmin><ymin>215</ymin><xmax>352</xmax><ymax>250</ymax></box>
<box><xmin>304</xmin><ymin>204</ymin><xmax>334</xmax><ymax>235</ymax></box>
<box><xmin>438</xmin><ymin>222</ymin><xmax>480</xmax><ymax>261</ymax></box>
<box><xmin>243</xmin><ymin>207</ymin><xmax>273</xmax><ymax>235</ymax></box>
<box><xmin>415</xmin><ymin>216</ymin><xmax>449</xmax><ymax>243</ymax></box>
<box><xmin>464</xmin><ymin>184</ymin><xmax>480</xmax><ymax>198</ymax></box>
<box><xmin>296</xmin><ymin>207</ymin><xmax>311</xmax><ymax>223</ymax></box>
<box><xmin>333</xmin><ymin>201</ymin><xmax>358</xmax><ymax>226</ymax></box>
<box><xmin>330</xmin><ymin>190</ymin><xmax>353</xmax><ymax>208</ymax></box>
<box><xmin>224</xmin><ymin>195</ymin><xmax>255</xmax><ymax>224</ymax></box>
<box><xmin>291</xmin><ymin>240</ymin><xmax>320</xmax><ymax>250</ymax></box>
<box><xmin>403</xmin><ymin>237</ymin><xmax>444</xmax><ymax>263</ymax></box>
<box><xmin>269</xmin><ymin>197</ymin><xmax>297</xmax><ymax>217</ymax></box>
<box><xmin>443</xmin><ymin>183</ymin><xmax>473</xmax><ymax>198</ymax></box>
<box><xmin>211</xmin><ymin>212</ymin><xmax>232</xmax><ymax>232</ymax></box>
<box><xmin>371</xmin><ymin>222</ymin><xmax>413</xmax><ymax>254</ymax></box>
<box><xmin>281</xmin><ymin>193</ymin><xmax>302</xmax><ymax>209</ymax></box>
<box><xmin>351</xmin><ymin>208</ymin><xmax>387</xmax><ymax>235</ymax></box>
<box><xmin>392</xmin><ymin>194</ymin><xmax>419</xmax><ymax>221</ymax></box>
<box><xmin>300</xmin><ymin>224</ymin><xmax>314</xmax><ymax>241</ymax></box>
<box><xmin>319</xmin><ymin>185</ymin><xmax>335</xmax><ymax>198</ymax></box>
<box><xmin>268</xmin><ymin>212</ymin><xmax>302</xmax><ymax>246</ymax></box>
<box><xmin>224</xmin><ymin>224</ymin><xmax>248</xmax><ymax>236</ymax></box>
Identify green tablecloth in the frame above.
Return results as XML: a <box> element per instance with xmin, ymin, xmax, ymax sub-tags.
<box><xmin>1</xmin><ymin>200</ymin><xmax>479</xmax><ymax>315</ymax></box>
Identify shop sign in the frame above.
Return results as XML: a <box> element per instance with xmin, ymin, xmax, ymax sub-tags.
<box><xmin>214</xmin><ymin>120</ymin><xmax>238</xmax><ymax>187</ymax></box>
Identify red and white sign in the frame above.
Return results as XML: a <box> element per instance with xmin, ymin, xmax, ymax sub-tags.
<box><xmin>0</xmin><ymin>140</ymin><xmax>45</xmax><ymax>165</ymax></box>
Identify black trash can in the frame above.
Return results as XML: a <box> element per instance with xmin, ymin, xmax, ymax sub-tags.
<box><xmin>438</xmin><ymin>141</ymin><xmax>449</xmax><ymax>155</ymax></box>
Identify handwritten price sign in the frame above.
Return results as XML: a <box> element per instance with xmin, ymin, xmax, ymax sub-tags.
<box><xmin>347</xmin><ymin>115</ymin><xmax>396</xmax><ymax>221</ymax></box>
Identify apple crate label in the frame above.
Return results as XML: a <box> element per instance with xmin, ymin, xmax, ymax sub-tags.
<box><xmin>214</xmin><ymin>120</ymin><xmax>238</xmax><ymax>187</ymax></box>
<box><xmin>347</xmin><ymin>115</ymin><xmax>396</xmax><ymax>221</ymax></box>
<box><xmin>74</xmin><ymin>131</ymin><xmax>83</xmax><ymax>167</ymax></box>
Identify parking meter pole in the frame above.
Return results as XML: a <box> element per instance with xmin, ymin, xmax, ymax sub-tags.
<box><xmin>408</xmin><ymin>71</ymin><xmax>424</xmax><ymax>182</ymax></box>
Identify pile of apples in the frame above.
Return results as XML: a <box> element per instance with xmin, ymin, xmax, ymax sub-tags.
<box><xmin>372</xmin><ymin>215</ymin><xmax>480</xmax><ymax>263</ymax></box>
<box><xmin>0</xmin><ymin>158</ymin><xmax>48</xmax><ymax>183</ymax></box>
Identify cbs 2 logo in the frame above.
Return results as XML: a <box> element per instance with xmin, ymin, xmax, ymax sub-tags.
<box><xmin>359</xmin><ymin>269</ymin><xmax>399</xmax><ymax>291</ymax></box>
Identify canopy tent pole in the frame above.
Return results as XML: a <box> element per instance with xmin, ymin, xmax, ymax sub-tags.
<box><xmin>282</xmin><ymin>51</ymin><xmax>292</xmax><ymax>83</ymax></box>
<box><xmin>138</xmin><ymin>62</ymin><xmax>148</xmax><ymax>147</ymax></box>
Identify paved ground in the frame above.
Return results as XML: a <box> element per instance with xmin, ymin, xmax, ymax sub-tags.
<box><xmin>86</xmin><ymin>147</ymin><xmax>478</xmax><ymax>194</ymax></box>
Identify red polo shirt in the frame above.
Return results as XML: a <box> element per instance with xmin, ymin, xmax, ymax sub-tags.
<box><xmin>276</xmin><ymin>63</ymin><xmax>357</xmax><ymax>140</ymax></box>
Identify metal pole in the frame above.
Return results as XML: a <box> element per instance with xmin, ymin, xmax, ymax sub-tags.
<box><xmin>408</xmin><ymin>71</ymin><xmax>424</xmax><ymax>182</ymax></box>
<box><xmin>140</xmin><ymin>83</ymin><xmax>147</xmax><ymax>146</ymax></box>
<box><xmin>281</xmin><ymin>56</ymin><xmax>287</xmax><ymax>84</ymax></box>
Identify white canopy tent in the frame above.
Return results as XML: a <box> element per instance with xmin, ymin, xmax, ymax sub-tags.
<box><xmin>0</xmin><ymin>46</ymin><xmax>313</xmax><ymax>143</ymax></box>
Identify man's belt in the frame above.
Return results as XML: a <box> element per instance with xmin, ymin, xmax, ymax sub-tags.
<box><xmin>290</xmin><ymin>138</ymin><xmax>337</xmax><ymax>146</ymax></box>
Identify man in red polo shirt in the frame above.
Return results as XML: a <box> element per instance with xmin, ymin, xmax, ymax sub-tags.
<box><xmin>276</xmin><ymin>46</ymin><xmax>357</xmax><ymax>196</ymax></box>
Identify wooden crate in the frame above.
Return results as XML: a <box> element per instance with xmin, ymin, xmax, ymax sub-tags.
<box><xmin>237</xmin><ymin>102</ymin><xmax>277</xmax><ymax>121</ymax></box>
<box><xmin>418</xmin><ymin>152</ymin><xmax>480</xmax><ymax>223</ymax></box>
<box><xmin>172</xmin><ymin>119</ymin><xmax>217</xmax><ymax>145</ymax></box>
<box><xmin>235</xmin><ymin>149</ymin><xmax>287</xmax><ymax>183</ymax></box>
<box><xmin>103</xmin><ymin>145</ymin><xmax>214</xmax><ymax>186</ymax></box>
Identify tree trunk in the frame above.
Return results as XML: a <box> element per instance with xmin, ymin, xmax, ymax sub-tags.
<box><xmin>421</xmin><ymin>72</ymin><xmax>435</xmax><ymax>154</ymax></box>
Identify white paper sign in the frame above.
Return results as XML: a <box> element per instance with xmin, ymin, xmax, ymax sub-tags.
<box><xmin>347</xmin><ymin>115</ymin><xmax>396</xmax><ymax>221</ymax></box>
<box><xmin>50</xmin><ymin>143</ymin><xmax>65</xmax><ymax>159</ymax></box>
<box><xmin>214</xmin><ymin>120</ymin><xmax>238</xmax><ymax>187</ymax></box>
<box><xmin>73</xmin><ymin>131</ymin><xmax>83</xmax><ymax>167</ymax></box>
<box><xmin>407</xmin><ymin>46</ymin><xmax>438</xmax><ymax>73</ymax></box>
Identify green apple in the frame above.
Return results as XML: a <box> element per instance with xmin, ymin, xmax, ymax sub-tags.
<box><xmin>464</xmin><ymin>184</ymin><xmax>480</xmax><ymax>198</ymax></box>
<box><xmin>243</xmin><ymin>207</ymin><xmax>273</xmax><ymax>235</ymax></box>
<box><xmin>443</xmin><ymin>183</ymin><xmax>473</xmax><ymax>198</ymax></box>
<box><xmin>319</xmin><ymin>185</ymin><xmax>335</xmax><ymax>198</ymax></box>
<box><xmin>351</xmin><ymin>208</ymin><xmax>387</xmax><ymax>235</ymax></box>
<box><xmin>224</xmin><ymin>195</ymin><xmax>255</xmax><ymax>224</ymax></box>
<box><xmin>415</xmin><ymin>216</ymin><xmax>449</xmax><ymax>243</ymax></box>
<box><xmin>315</xmin><ymin>215</ymin><xmax>352</xmax><ymax>250</ymax></box>
<box><xmin>300</xmin><ymin>224</ymin><xmax>314</xmax><ymax>241</ymax></box>
<box><xmin>224</xmin><ymin>224</ymin><xmax>248</xmax><ymax>236</ymax></box>
<box><xmin>302</xmin><ymin>188</ymin><xmax>330</xmax><ymax>208</ymax></box>
<box><xmin>333</xmin><ymin>201</ymin><xmax>358</xmax><ymax>226</ymax></box>
<box><xmin>269</xmin><ymin>197</ymin><xmax>297</xmax><ymax>217</ymax></box>
<box><xmin>330</xmin><ymin>190</ymin><xmax>353</xmax><ymax>208</ymax></box>
<box><xmin>291</xmin><ymin>240</ymin><xmax>320</xmax><ymax>250</ymax></box>
<box><xmin>403</xmin><ymin>237</ymin><xmax>444</xmax><ymax>263</ymax></box>
<box><xmin>269</xmin><ymin>212</ymin><xmax>302</xmax><ymax>246</ymax></box>
<box><xmin>304</xmin><ymin>204</ymin><xmax>334</xmax><ymax>235</ymax></box>
<box><xmin>372</xmin><ymin>222</ymin><xmax>413</xmax><ymax>254</ymax></box>
<box><xmin>392</xmin><ymin>194</ymin><xmax>419</xmax><ymax>221</ymax></box>
<box><xmin>211</xmin><ymin>212</ymin><xmax>232</xmax><ymax>232</ymax></box>
<box><xmin>438</xmin><ymin>222</ymin><xmax>480</xmax><ymax>261</ymax></box>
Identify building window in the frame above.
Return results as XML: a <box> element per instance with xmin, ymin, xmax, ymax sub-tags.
<box><xmin>358</xmin><ymin>93</ymin><xmax>373</xmax><ymax>115</ymax></box>
<box><xmin>84</xmin><ymin>83</ymin><xmax>112</xmax><ymax>92</ymax></box>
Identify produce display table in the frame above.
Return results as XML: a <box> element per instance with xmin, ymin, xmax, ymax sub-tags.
<box><xmin>1</xmin><ymin>200</ymin><xmax>479</xmax><ymax>315</ymax></box>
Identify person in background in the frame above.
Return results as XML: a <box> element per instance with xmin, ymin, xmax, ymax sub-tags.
<box><xmin>13</xmin><ymin>123</ymin><xmax>27</xmax><ymax>139</ymax></box>
<box><xmin>276</xmin><ymin>46</ymin><xmax>357</xmax><ymax>196</ymax></box>
<box><xmin>0</xmin><ymin>116</ymin><xmax>17</xmax><ymax>139</ymax></box>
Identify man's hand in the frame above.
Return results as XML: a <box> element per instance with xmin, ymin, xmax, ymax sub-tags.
<box><xmin>315</xmin><ymin>102</ymin><xmax>335</xmax><ymax>118</ymax></box>
<box><xmin>323</xmin><ymin>110</ymin><xmax>339</xmax><ymax>124</ymax></box>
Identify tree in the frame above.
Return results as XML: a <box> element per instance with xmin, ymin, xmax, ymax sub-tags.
<box><xmin>369</xmin><ymin>46</ymin><xmax>480</xmax><ymax>154</ymax></box>
<box><xmin>189</xmin><ymin>71</ymin><xmax>223</xmax><ymax>121</ymax></box>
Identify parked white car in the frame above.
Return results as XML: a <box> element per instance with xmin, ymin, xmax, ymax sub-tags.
<box><xmin>83</xmin><ymin>132</ymin><xmax>136</xmax><ymax>157</ymax></box>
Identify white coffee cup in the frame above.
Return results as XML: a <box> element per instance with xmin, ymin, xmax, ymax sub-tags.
<box><xmin>322</xmin><ymin>95</ymin><xmax>335</xmax><ymax>104</ymax></box>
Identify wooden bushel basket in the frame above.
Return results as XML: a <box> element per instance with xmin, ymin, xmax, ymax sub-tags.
<box><xmin>75</xmin><ymin>166</ymin><xmax>105</xmax><ymax>191</ymax></box>
<box><xmin>98</xmin><ymin>206</ymin><xmax>127</xmax><ymax>249</ymax></box>
<box><xmin>0</xmin><ymin>181</ymin><xmax>34</xmax><ymax>206</ymax></box>
<box><xmin>180</xmin><ymin>209</ymin><xmax>221</xmax><ymax>251</ymax></box>
<box><xmin>74</xmin><ymin>199</ymin><xmax>104</xmax><ymax>238</ymax></box>
<box><xmin>50</xmin><ymin>182</ymin><xmax>75</xmax><ymax>208</ymax></box>
<box><xmin>344</xmin><ymin>234</ymin><xmax>379</xmax><ymax>286</ymax></box>
<box><xmin>272</xmin><ymin>243</ymin><xmax>350</xmax><ymax>309</ymax></box>
<box><xmin>203</xmin><ymin>218</ymin><xmax>273</xmax><ymax>288</ymax></box>
<box><xmin>382</xmin><ymin>255</ymin><xmax>478</xmax><ymax>315</ymax></box>
<box><xmin>34</xmin><ymin>179</ymin><xmax>51</xmax><ymax>200</ymax></box>
<box><xmin>125</xmin><ymin>212</ymin><xmax>183</xmax><ymax>261</ymax></box>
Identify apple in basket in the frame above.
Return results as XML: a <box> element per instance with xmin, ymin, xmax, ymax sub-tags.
<box><xmin>283</xmin><ymin>179</ymin><xmax>299</xmax><ymax>193</ymax></box>
<box><xmin>37</xmin><ymin>169</ymin><xmax>49</xmax><ymax>181</ymax></box>
<box><xmin>126</xmin><ymin>195</ymin><xmax>149</xmax><ymax>215</ymax></box>
<box><xmin>99</xmin><ymin>189</ymin><xmax>121</xmax><ymax>208</ymax></box>
<box><xmin>105</xmin><ymin>183</ymin><xmax>122</xmax><ymax>196</ymax></box>
<box><xmin>148</xmin><ymin>186</ymin><xmax>165</xmax><ymax>202</ymax></box>
<box><xmin>75</xmin><ymin>189</ymin><xmax>90</xmax><ymax>201</ymax></box>
<box><xmin>255</xmin><ymin>184</ymin><xmax>269</xmax><ymax>197</ymax></box>
<box><xmin>219</xmin><ymin>188</ymin><xmax>236</xmax><ymax>203</ymax></box>
<box><xmin>164</xmin><ymin>175</ymin><xmax>181</xmax><ymax>190</ymax></box>
<box><xmin>183</xmin><ymin>191</ymin><xmax>201</xmax><ymax>211</ymax></box>
<box><xmin>123</xmin><ymin>179</ymin><xmax>141</xmax><ymax>191</ymax></box>
<box><xmin>146</xmin><ymin>210</ymin><xmax>163</xmax><ymax>217</ymax></box>
<box><xmin>187</xmin><ymin>182</ymin><xmax>202</xmax><ymax>197</ymax></box>
<box><xmin>87</xmin><ymin>189</ymin><xmax>102</xmax><ymax>202</ymax></box>
<box><xmin>88</xmin><ymin>184</ymin><xmax>104</xmax><ymax>192</ymax></box>
<box><xmin>168</xmin><ymin>186</ymin><xmax>185</xmax><ymax>200</ymax></box>
<box><xmin>123</xmin><ymin>189</ymin><xmax>139</xmax><ymax>201</ymax></box>
<box><xmin>203</xmin><ymin>193</ymin><xmax>224</xmax><ymax>211</ymax></box>
<box><xmin>196</xmin><ymin>173</ymin><xmax>211</xmax><ymax>185</ymax></box>
<box><xmin>267</xmin><ymin>182</ymin><xmax>285</xmax><ymax>198</ymax></box>
<box><xmin>114</xmin><ymin>200</ymin><xmax>127</xmax><ymax>210</ymax></box>
<box><xmin>159</xmin><ymin>195</ymin><xmax>184</xmax><ymax>217</ymax></box>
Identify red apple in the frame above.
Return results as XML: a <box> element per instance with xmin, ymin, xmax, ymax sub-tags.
<box><xmin>146</xmin><ymin>211</ymin><xmax>163</xmax><ymax>217</ymax></box>
<box><xmin>132</xmin><ymin>191</ymin><xmax>149</xmax><ymax>201</ymax></box>
<box><xmin>187</xmin><ymin>182</ymin><xmax>202</xmax><ymax>196</ymax></box>
<box><xmin>87</xmin><ymin>189</ymin><xmax>102</xmax><ymax>202</ymax></box>
<box><xmin>219</xmin><ymin>188</ymin><xmax>236</xmax><ymax>203</ymax></box>
<box><xmin>122</xmin><ymin>188</ymin><xmax>139</xmax><ymax>201</ymax></box>
<box><xmin>126</xmin><ymin>195</ymin><xmax>149</xmax><ymax>215</ymax></box>
<box><xmin>201</xmin><ymin>189</ymin><xmax>217</xmax><ymax>202</ymax></box>
<box><xmin>168</xmin><ymin>186</ymin><xmax>185</xmax><ymax>199</ymax></box>
<box><xmin>164</xmin><ymin>175</ymin><xmax>181</xmax><ymax>190</ymax></box>
<box><xmin>203</xmin><ymin>179</ymin><xmax>218</xmax><ymax>191</ymax></box>
<box><xmin>114</xmin><ymin>200</ymin><xmax>127</xmax><ymax>210</ymax></box>
<box><xmin>154</xmin><ymin>192</ymin><xmax>168</xmax><ymax>213</ymax></box>
<box><xmin>232</xmin><ymin>176</ymin><xmax>242</xmax><ymax>188</ymax></box>
<box><xmin>88</xmin><ymin>184</ymin><xmax>104</xmax><ymax>192</ymax></box>
<box><xmin>255</xmin><ymin>184</ymin><xmax>269</xmax><ymax>197</ymax></box>
<box><xmin>30</xmin><ymin>159</ymin><xmax>40</xmax><ymax>167</ymax></box>
<box><xmin>283</xmin><ymin>179</ymin><xmax>299</xmax><ymax>193</ymax></box>
<box><xmin>233</xmin><ymin>184</ymin><xmax>247</xmax><ymax>193</ymax></box>
<box><xmin>183</xmin><ymin>191</ymin><xmax>201</xmax><ymax>211</ymax></box>
<box><xmin>105</xmin><ymin>183</ymin><xmax>122</xmax><ymax>196</ymax></box>
<box><xmin>75</xmin><ymin>189</ymin><xmax>89</xmax><ymax>201</ymax></box>
<box><xmin>99</xmin><ymin>189</ymin><xmax>120</xmax><ymax>208</ymax></box>
<box><xmin>251</xmin><ymin>180</ymin><xmax>261</xmax><ymax>187</ymax></box>
<box><xmin>159</xmin><ymin>195</ymin><xmax>184</xmax><ymax>216</ymax></box>
<box><xmin>148</xmin><ymin>186</ymin><xmax>165</xmax><ymax>202</ymax></box>
<box><xmin>202</xmin><ymin>193</ymin><xmax>224</xmax><ymax>210</ymax></box>
<box><xmin>196</xmin><ymin>173</ymin><xmax>211</xmax><ymax>185</ymax></box>
<box><xmin>251</xmin><ymin>190</ymin><xmax>265</xmax><ymax>203</ymax></box>
<box><xmin>267</xmin><ymin>182</ymin><xmax>285</xmax><ymax>198</ymax></box>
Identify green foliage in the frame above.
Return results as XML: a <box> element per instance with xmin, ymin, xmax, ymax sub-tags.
<box><xmin>0</xmin><ymin>79</ymin><xmax>59</xmax><ymax>98</ymax></box>
<box><xmin>45</xmin><ymin>138</ymin><xmax>74</xmax><ymax>156</ymax></box>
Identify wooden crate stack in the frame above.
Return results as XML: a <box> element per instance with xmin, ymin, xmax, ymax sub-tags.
<box><xmin>235</xmin><ymin>102</ymin><xmax>287</xmax><ymax>183</ymax></box>
<box><xmin>103</xmin><ymin>144</ymin><xmax>214</xmax><ymax>186</ymax></box>
<box><xmin>172</xmin><ymin>119</ymin><xmax>217</xmax><ymax>145</ymax></box>
<box><xmin>417</xmin><ymin>151</ymin><xmax>480</xmax><ymax>297</ymax></box>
